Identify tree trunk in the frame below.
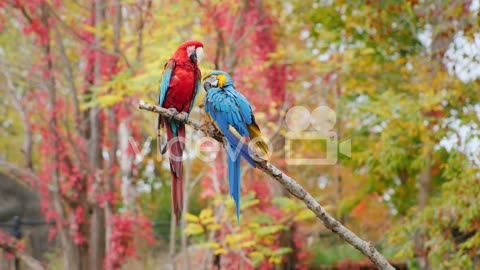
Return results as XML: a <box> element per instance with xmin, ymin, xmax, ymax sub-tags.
<box><xmin>40</xmin><ymin>4</ymin><xmax>88</xmax><ymax>270</ymax></box>
<box><xmin>90</xmin><ymin>1</ymin><xmax>106</xmax><ymax>269</ymax></box>
<box><xmin>104</xmin><ymin>0</ymin><xmax>123</xmax><ymax>256</ymax></box>
<box><xmin>169</xmin><ymin>210</ymin><xmax>177</xmax><ymax>270</ymax></box>
<box><xmin>418</xmin><ymin>150</ymin><xmax>431</xmax><ymax>210</ymax></box>
<box><xmin>181</xmin><ymin>152</ymin><xmax>192</xmax><ymax>270</ymax></box>
<box><xmin>415</xmin><ymin>146</ymin><xmax>432</xmax><ymax>270</ymax></box>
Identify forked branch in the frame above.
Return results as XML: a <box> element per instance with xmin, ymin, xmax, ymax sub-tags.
<box><xmin>138</xmin><ymin>100</ymin><xmax>395</xmax><ymax>270</ymax></box>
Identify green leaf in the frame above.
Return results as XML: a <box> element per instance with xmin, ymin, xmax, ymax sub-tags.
<box><xmin>254</xmin><ymin>225</ymin><xmax>286</xmax><ymax>236</ymax></box>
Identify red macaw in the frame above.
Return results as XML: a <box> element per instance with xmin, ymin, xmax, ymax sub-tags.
<box><xmin>158</xmin><ymin>40</ymin><xmax>204</xmax><ymax>223</ymax></box>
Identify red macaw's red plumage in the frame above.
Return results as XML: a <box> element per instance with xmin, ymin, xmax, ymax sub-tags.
<box><xmin>157</xmin><ymin>40</ymin><xmax>204</xmax><ymax>223</ymax></box>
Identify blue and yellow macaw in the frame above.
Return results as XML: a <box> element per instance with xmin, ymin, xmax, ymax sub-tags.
<box><xmin>203</xmin><ymin>70</ymin><xmax>269</xmax><ymax>223</ymax></box>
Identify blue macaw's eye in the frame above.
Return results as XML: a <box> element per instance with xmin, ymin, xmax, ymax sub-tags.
<box><xmin>203</xmin><ymin>75</ymin><xmax>219</xmax><ymax>91</ymax></box>
<box><xmin>203</xmin><ymin>79</ymin><xmax>219</xmax><ymax>91</ymax></box>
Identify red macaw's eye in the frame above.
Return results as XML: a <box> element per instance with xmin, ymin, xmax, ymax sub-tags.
<box><xmin>186</xmin><ymin>45</ymin><xmax>204</xmax><ymax>64</ymax></box>
<box><xmin>186</xmin><ymin>46</ymin><xmax>195</xmax><ymax>57</ymax></box>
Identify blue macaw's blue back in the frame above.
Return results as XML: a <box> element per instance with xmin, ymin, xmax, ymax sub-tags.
<box><xmin>204</xmin><ymin>83</ymin><xmax>257</xmax><ymax>223</ymax></box>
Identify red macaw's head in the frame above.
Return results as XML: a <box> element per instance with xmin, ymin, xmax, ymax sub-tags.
<box><xmin>174</xmin><ymin>40</ymin><xmax>204</xmax><ymax>64</ymax></box>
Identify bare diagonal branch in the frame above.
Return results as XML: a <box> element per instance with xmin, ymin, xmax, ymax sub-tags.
<box><xmin>138</xmin><ymin>100</ymin><xmax>395</xmax><ymax>270</ymax></box>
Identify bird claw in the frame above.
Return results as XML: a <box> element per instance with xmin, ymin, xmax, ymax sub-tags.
<box><xmin>168</xmin><ymin>108</ymin><xmax>179</xmax><ymax>121</ymax></box>
<box><xmin>205</xmin><ymin>125</ymin><xmax>221</xmax><ymax>138</ymax></box>
<box><xmin>179</xmin><ymin>112</ymin><xmax>189</xmax><ymax>122</ymax></box>
<box><xmin>214</xmin><ymin>129</ymin><xmax>222</xmax><ymax>138</ymax></box>
<box><xmin>222</xmin><ymin>136</ymin><xmax>228</xmax><ymax>146</ymax></box>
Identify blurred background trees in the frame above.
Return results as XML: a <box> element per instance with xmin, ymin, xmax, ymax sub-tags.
<box><xmin>0</xmin><ymin>0</ymin><xmax>479</xmax><ymax>269</ymax></box>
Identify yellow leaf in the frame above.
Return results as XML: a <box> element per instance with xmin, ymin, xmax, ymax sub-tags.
<box><xmin>269</xmin><ymin>256</ymin><xmax>282</xmax><ymax>264</ymax></box>
<box><xmin>294</xmin><ymin>209</ymin><xmax>316</xmax><ymax>221</ymax></box>
<box><xmin>97</xmin><ymin>94</ymin><xmax>123</xmax><ymax>107</ymax></box>
<box><xmin>247</xmin><ymin>222</ymin><xmax>260</xmax><ymax>229</ymax></box>
<box><xmin>262</xmin><ymin>235</ymin><xmax>275</xmax><ymax>245</ymax></box>
<box><xmin>199</xmin><ymin>208</ymin><xmax>213</xmax><ymax>221</ymax></box>
<box><xmin>394</xmin><ymin>249</ymin><xmax>404</xmax><ymax>259</ymax></box>
<box><xmin>185</xmin><ymin>212</ymin><xmax>199</xmax><ymax>223</ymax></box>
<box><xmin>198</xmin><ymin>242</ymin><xmax>220</xmax><ymax>249</ymax></box>
<box><xmin>240</xmin><ymin>199</ymin><xmax>260</xmax><ymax>210</ymax></box>
<box><xmin>80</xmin><ymin>24</ymin><xmax>97</xmax><ymax>34</ymax></box>
<box><xmin>225</xmin><ymin>232</ymin><xmax>249</xmax><ymax>245</ymax></box>
<box><xmin>200</xmin><ymin>217</ymin><xmax>216</xmax><ymax>225</ymax></box>
<box><xmin>240</xmin><ymin>241</ymin><xmax>256</xmax><ymax>248</ymax></box>
<box><xmin>206</xmin><ymin>224</ymin><xmax>221</xmax><ymax>231</ymax></box>
<box><xmin>185</xmin><ymin>224</ymin><xmax>204</xmax><ymax>236</ymax></box>
<box><xmin>248</xmin><ymin>251</ymin><xmax>264</xmax><ymax>264</ymax></box>
<box><xmin>214</xmin><ymin>248</ymin><xmax>227</xmax><ymax>255</ymax></box>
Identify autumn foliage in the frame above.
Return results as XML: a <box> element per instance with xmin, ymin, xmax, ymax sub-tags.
<box><xmin>1</xmin><ymin>0</ymin><xmax>480</xmax><ymax>269</ymax></box>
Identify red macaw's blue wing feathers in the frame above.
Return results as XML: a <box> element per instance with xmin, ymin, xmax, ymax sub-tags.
<box><xmin>158</xmin><ymin>60</ymin><xmax>175</xmax><ymax>107</ymax></box>
<box><xmin>204</xmin><ymin>83</ymin><xmax>262</xmax><ymax>223</ymax></box>
<box><xmin>157</xmin><ymin>59</ymin><xmax>175</xmax><ymax>153</ymax></box>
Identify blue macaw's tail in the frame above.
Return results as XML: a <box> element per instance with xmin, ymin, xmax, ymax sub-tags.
<box><xmin>227</xmin><ymin>147</ymin><xmax>241</xmax><ymax>224</ymax></box>
<box><xmin>225</xmin><ymin>131</ymin><xmax>257</xmax><ymax>224</ymax></box>
<box><xmin>223</xmin><ymin>127</ymin><xmax>256</xmax><ymax>167</ymax></box>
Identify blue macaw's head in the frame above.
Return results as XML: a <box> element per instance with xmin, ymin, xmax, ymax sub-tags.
<box><xmin>202</xmin><ymin>70</ymin><xmax>234</xmax><ymax>91</ymax></box>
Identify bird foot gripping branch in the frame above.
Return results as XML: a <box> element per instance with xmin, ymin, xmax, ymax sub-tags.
<box><xmin>165</xmin><ymin>108</ymin><xmax>190</xmax><ymax>122</ymax></box>
<box><xmin>179</xmin><ymin>112</ymin><xmax>189</xmax><ymax>122</ymax></box>
<box><xmin>167</xmin><ymin>108</ymin><xmax>179</xmax><ymax>121</ymax></box>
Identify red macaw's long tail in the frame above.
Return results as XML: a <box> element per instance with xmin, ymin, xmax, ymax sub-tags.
<box><xmin>165</xmin><ymin>122</ymin><xmax>185</xmax><ymax>224</ymax></box>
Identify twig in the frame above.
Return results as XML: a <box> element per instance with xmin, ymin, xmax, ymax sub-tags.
<box><xmin>52</xmin><ymin>23</ymin><xmax>81</xmax><ymax>131</ymax></box>
<box><xmin>0</xmin><ymin>235</ymin><xmax>45</xmax><ymax>270</ymax></box>
<box><xmin>0</xmin><ymin>160</ymin><xmax>40</xmax><ymax>186</ymax></box>
<box><xmin>138</xmin><ymin>100</ymin><xmax>395</xmax><ymax>270</ymax></box>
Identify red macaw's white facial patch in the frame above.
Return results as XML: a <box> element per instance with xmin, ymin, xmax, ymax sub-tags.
<box><xmin>186</xmin><ymin>45</ymin><xmax>195</xmax><ymax>57</ymax></box>
<box><xmin>186</xmin><ymin>45</ymin><xmax>204</xmax><ymax>64</ymax></box>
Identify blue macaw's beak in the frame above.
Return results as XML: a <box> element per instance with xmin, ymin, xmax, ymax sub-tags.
<box><xmin>203</xmin><ymin>81</ymin><xmax>213</xmax><ymax>91</ymax></box>
<box><xmin>203</xmin><ymin>75</ymin><xmax>219</xmax><ymax>92</ymax></box>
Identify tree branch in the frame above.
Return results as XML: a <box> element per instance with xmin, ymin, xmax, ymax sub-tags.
<box><xmin>52</xmin><ymin>23</ymin><xmax>81</xmax><ymax>132</ymax></box>
<box><xmin>138</xmin><ymin>100</ymin><xmax>395</xmax><ymax>270</ymax></box>
<box><xmin>0</xmin><ymin>232</ymin><xmax>45</xmax><ymax>270</ymax></box>
<box><xmin>0</xmin><ymin>160</ymin><xmax>40</xmax><ymax>187</ymax></box>
<box><xmin>0</xmin><ymin>58</ymin><xmax>34</xmax><ymax>170</ymax></box>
